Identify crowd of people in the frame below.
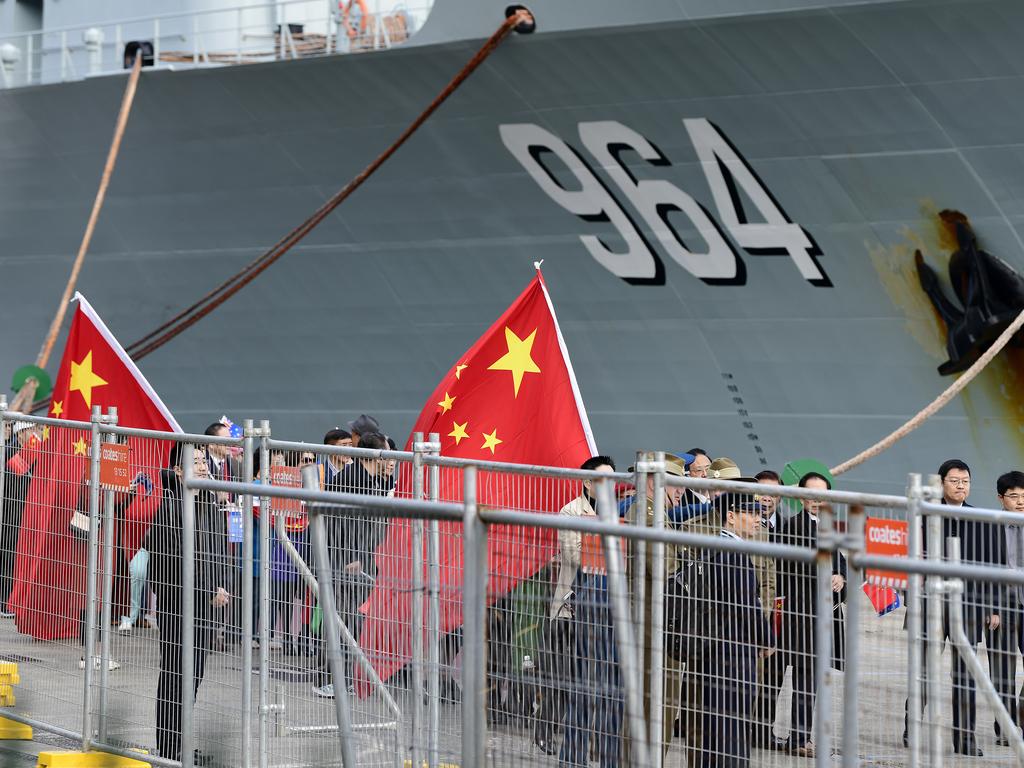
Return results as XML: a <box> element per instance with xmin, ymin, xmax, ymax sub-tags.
<box><xmin>3</xmin><ymin>416</ymin><xmax>1024</xmax><ymax>766</ymax></box>
<box><xmin>526</xmin><ymin>452</ymin><xmax>1024</xmax><ymax>766</ymax></box>
<box><xmin>0</xmin><ymin>413</ymin><xmax>400</xmax><ymax>763</ymax></box>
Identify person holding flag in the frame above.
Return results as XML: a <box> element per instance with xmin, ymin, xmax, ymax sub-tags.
<box><xmin>355</xmin><ymin>265</ymin><xmax>597</xmax><ymax>695</ymax></box>
<box><xmin>8</xmin><ymin>293</ymin><xmax>182</xmax><ymax>648</ymax></box>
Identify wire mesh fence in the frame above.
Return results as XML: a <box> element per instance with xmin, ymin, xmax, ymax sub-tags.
<box><xmin>3</xmin><ymin>407</ymin><xmax>1024</xmax><ymax>767</ymax></box>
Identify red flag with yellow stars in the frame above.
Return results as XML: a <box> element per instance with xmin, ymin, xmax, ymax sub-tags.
<box><xmin>356</xmin><ymin>267</ymin><xmax>596</xmax><ymax>692</ymax></box>
<box><xmin>9</xmin><ymin>293</ymin><xmax>181</xmax><ymax>640</ymax></box>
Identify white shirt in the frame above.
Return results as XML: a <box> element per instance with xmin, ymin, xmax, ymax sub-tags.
<box><xmin>720</xmin><ymin>529</ymin><xmax>742</xmax><ymax>540</ymax></box>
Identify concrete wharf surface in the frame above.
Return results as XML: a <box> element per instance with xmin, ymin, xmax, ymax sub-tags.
<box><xmin>1</xmin><ymin>608</ymin><xmax>1021</xmax><ymax>767</ymax></box>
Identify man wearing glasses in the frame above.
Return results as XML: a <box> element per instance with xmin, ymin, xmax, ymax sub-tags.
<box><xmin>990</xmin><ymin>472</ymin><xmax>1024</xmax><ymax>746</ymax></box>
<box><xmin>904</xmin><ymin>459</ymin><xmax>1004</xmax><ymax>756</ymax></box>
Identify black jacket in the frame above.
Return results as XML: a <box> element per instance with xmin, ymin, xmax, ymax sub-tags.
<box><xmin>145</xmin><ymin>469</ymin><xmax>230</xmax><ymax>608</ymax></box>
<box><xmin>324</xmin><ymin>460</ymin><xmax>389</xmax><ymax>579</ymax></box>
<box><xmin>776</xmin><ymin>510</ymin><xmax>848</xmax><ymax>650</ymax></box>
<box><xmin>921</xmin><ymin>503</ymin><xmax>1007</xmax><ymax>618</ymax></box>
<box><xmin>706</xmin><ymin>545</ymin><xmax>774</xmax><ymax>660</ymax></box>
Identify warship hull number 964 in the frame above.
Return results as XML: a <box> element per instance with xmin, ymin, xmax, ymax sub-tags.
<box><xmin>501</xmin><ymin>118</ymin><xmax>831</xmax><ymax>288</ymax></box>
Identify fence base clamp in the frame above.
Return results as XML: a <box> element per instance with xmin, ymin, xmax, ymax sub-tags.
<box><xmin>37</xmin><ymin>750</ymin><xmax>150</xmax><ymax>767</ymax></box>
<box><xmin>0</xmin><ymin>716</ymin><xmax>31</xmax><ymax>739</ymax></box>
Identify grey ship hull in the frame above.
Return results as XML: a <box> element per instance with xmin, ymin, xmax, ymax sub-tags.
<box><xmin>3</xmin><ymin>0</ymin><xmax>1024</xmax><ymax>494</ymax></box>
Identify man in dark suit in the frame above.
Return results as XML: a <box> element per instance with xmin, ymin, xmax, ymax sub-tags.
<box><xmin>312</xmin><ymin>431</ymin><xmax>389</xmax><ymax>698</ymax></box>
<box><xmin>700</xmin><ymin>492</ymin><xmax>775</xmax><ymax>767</ymax></box>
<box><xmin>146</xmin><ymin>443</ymin><xmax>230</xmax><ymax>764</ymax></box>
<box><xmin>775</xmin><ymin>472</ymin><xmax>847</xmax><ymax>758</ymax></box>
<box><xmin>989</xmin><ymin>471</ymin><xmax>1024</xmax><ymax>747</ymax></box>
<box><xmin>902</xmin><ymin>458</ymin><xmax>1004</xmax><ymax>756</ymax></box>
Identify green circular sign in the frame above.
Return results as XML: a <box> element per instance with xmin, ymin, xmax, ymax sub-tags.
<box><xmin>11</xmin><ymin>364</ymin><xmax>52</xmax><ymax>400</ymax></box>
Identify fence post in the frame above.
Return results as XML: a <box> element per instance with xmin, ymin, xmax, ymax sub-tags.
<box><xmin>925</xmin><ymin>474</ymin><xmax>944</xmax><ymax>767</ymax></box>
<box><xmin>97</xmin><ymin>407</ymin><xmax>118</xmax><ymax>742</ymax></box>
<box><xmin>82</xmin><ymin>405</ymin><xmax>103</xmax><ymax>750</ymax></box>
<box><xmin>461</xmin><ymin>465</ymin><xmax>486</xmax><ymax>767</ymax></box>
<box><xmin>631</xmin><ymin>452</ymin><xmax>648</xmax><ymax>642</ymax></box>
<box><xmin>241</xmin><ymin>420</ymin><xmax>256</xmax><ymax>768</ymax></box>
<box><xmin>426</xmin><ymin>431</ymin><xmax>442</xmax><ymax>768</ymax></box>
<box><xmin>814</xmin><ymin>503</ymin><xmax>835</xmax><ymax>766</ymax></box>
<box><xmin>303</xmin><ymin>465</ymin><xmax>357</xmax><ymax>768</ymax></box>
<box><xmin>258</xmin><ymin>420</ymin><xmax>271</xmax><ymax>768</ymax></box>
<box><xmin>410</xmin><ymin>432</ymin><xmax>426</xmax><ymax>768</ymax></box>
<box><xmin>905</xmin><ymin>473</ymin><xmax>923</xmax><ymax>768</ymax></box>
<box><xmin>842</xmin><ymin>504</ymin><xmax>865</xmax><ymax>768</ymax></box>
<box><xmin>0</xmin><ymin>396</ymin><xmax>7</xmax><ymax>605</ymax></box>
<box><xmin>596</xmin><ymin>478</ymin><xmax>651</xmax><ymax>767</ymax></box>
<box><xmin>648</xmin><ymin>451</ymin><xmax>666</xmax><ymax>765</ymax></box>
<box><xmin>180</xmin><ymin>442</ymin><xmax>197</xmax><ymax>768</ymax></box>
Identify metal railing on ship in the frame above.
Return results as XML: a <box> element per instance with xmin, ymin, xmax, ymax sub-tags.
<box><xmin>0</xmin><ymin>0</ymin><xmax>434</xmax><ymax>89</ymax></box>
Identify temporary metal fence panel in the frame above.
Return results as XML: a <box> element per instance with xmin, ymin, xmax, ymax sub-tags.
<box><xmin>259</xmin><ymin>437</ymin><xmax>411</xmax><ymax>768</ymax></box>
<box><xmin>79</xmin><ymin>417</ymin><xmax>250</xmax><ymax>768</ymax></box>
<box><xmin>0</xmin><ymin>409</ymin><xmax>95</xmax><ymax>744</ymax></box>
<box><xmin>6</xmin><ymin>398</ymin><xmax>1024</xmax><ymax>768</ymax></box>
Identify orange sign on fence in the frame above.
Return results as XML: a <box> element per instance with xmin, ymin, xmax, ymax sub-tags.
<box><xmin>99</xmin><ymin>443</ymin><xmax>131</xmax><ymax>491</ymax></box>
<box><xmin>268</xmin><ymin>465</ymin><xmax>308</xmax><ymax>531</ymax></box>
<box><xmin>864</xmin><ymin>517</ymin><xmax>908</xmax><ymax>588</ymax></box>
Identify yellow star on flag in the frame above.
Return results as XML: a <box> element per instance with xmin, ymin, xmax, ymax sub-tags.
<box><xmin>455</xmin><ymin>363</ymin><xmax>468</xmax><ymax>380</ymax></box>
<box><xmin>437</xmin><ymin>392</ymin><xmax>456</xmax><ymax>414</ymax></box>
<box><xmin>69</xmin><ymin>351</ymin><xmax>108</xmax><ymax>409</ymax></box>
<box><xmin>73</xmin><ymin>438</ymin><xmax>88</xmax><ymax>456</ymax></box>
<box><xmin>51</xmin><ymin>400</ymin><xmax>64</xmax><ymax>418</ymax></box>
<box><xmin>488</xmin><ymin>327</ymin><xmax>540</xmax><ymax>398</ymax></box>
<box><xmin>449</xmin><ymin>421</ymin><xmax>469</xmax><ymax>446</ymax></box>
<box><xmin>42</xmin><ymin>425</ymin><xmax>50</xmax><ymax>442</ymax></box>
<box><xmin>481</xmin><ymin>428</ymin><xmax>503</xmax><ymax>454</ymax></box>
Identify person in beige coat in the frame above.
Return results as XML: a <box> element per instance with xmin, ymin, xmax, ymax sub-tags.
<box><xmin>534</xmin><ymin>455</ymin><xmax>616</xmax><ymax>754</ymax></box>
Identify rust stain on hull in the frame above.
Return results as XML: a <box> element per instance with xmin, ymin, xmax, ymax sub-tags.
<box><xmin>868</xmin><ymin>204</ymin><xmax>1024</xmax><ymax>467</ymax></box>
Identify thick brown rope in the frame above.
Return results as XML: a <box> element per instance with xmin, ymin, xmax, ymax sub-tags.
<box><xmin>831</xmin><ymin>306</ymin><xmax>1024</xmax><ymax>475</ymax></box>
<box><xmin>12</xmin><ymin>54</ymin><xmax>144</xmax><ymax>414</ymax></box>
<box><xmin>123</xmin><ymin>12</ymin><xmax>527</xmax><ymax>362</ymax></box>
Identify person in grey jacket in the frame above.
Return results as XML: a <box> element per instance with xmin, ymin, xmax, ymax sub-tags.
<box><xmin>146</xmin><ymin>443</ymin><xmax>230</xmax><ymax>764</ymax></box>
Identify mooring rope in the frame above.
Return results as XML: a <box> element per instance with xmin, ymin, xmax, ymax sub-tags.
<box><xmin>13</xmin><ymin>54</ymin><xmax>144</xmax><ymax>414</ymax></box>
<box><xmin>831</xmin><ymin>307</ymin><xmax>1024</xmax><ymax>475</ymax></box>
<box><xmin>24</xmin><ymin>11</ymin><xmax>530</xmax><ymax>415</ymax></box>
<box><xmin>122</xmin><ymin>10</ymin><xmax>531</xmax><ymax>362</ymax></box>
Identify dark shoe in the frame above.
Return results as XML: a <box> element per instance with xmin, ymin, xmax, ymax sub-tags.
<box><xmin>534</xmin><ymin>730</ymin><xmax>557</xmax><ymax>755</ymax></box>
<box><xmin>995</xmin><ymin>735</ymin><xmax>1010</xmax><ymax>747</ymax></box>
<box><xmin>953</xmin><ymin>738</ymin><xmax>983</xmax><ymax>756</ymax></box>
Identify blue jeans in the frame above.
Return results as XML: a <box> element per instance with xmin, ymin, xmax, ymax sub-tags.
<box><xmin>560</xmin><ymin>573</ymin><xmax>623</xmax><ymax>767</ymax></box>
<box><xmin>122</xmin><ymin>548</ymin><xmax>150</xmax><ymax>625</ymax></box>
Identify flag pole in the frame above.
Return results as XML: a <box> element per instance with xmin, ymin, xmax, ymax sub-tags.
<box><xmin>10</xmin><ymin>54</ymin><xmax>144</xmax><ymax>413</ymax></box>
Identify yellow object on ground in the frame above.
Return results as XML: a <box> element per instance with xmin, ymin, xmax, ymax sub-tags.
<box><xmin>37</xmin><ymin>751</ymin><xmax>150</xmax><ymax>768</ymax></box>
<box><xmin>0</xmin><ymin>662</ymin><xmax>21</xmax><ymax>685</ymax></box>
<box><xmin>0</xmin><ymin>715</ymin><xmax>32</xmax><ymax>739</ymax></box>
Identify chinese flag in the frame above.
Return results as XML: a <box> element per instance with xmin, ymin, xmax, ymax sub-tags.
<box><xmin>355</xmin><ymin>268</ymin><xmax>596</xmax><ymax>693</ymax></box>
<box><xmin>9</xmin><ymin>293</ymin><xmax>181</xmax><ymax>640</ymax></box>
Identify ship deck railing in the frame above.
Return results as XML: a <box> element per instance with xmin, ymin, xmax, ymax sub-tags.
<box><xmin>0</xmin><ymin>0</ymin><xmax>434</xmax><ymax>90</ymax></box>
